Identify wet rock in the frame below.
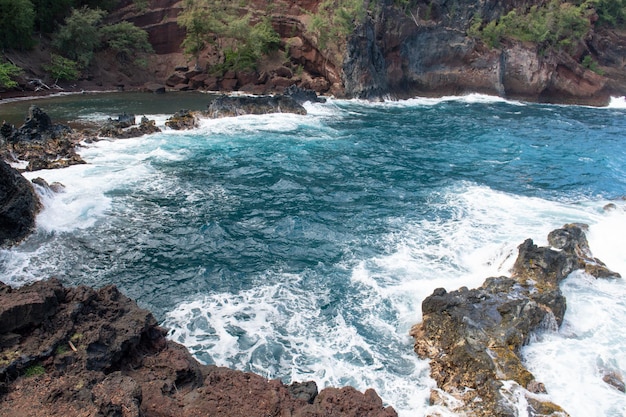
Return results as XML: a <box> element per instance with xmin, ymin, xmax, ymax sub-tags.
<box><xmin>0</xmin><ymin>160</ymin><xmax>41</xmax><ymax>246</ymax></box>
<box><xmin>284</xmin><ymin>85</ymin><xmax>326</xmax><ymax>104</ymax></box>
<box><xmin>0</xmin><ymin>106</ymin><xmax>84</xmax><ymax>171</ymax></box>
<box><xmin>0</xmin><ymin>279</ymin><xmax>397</xmax><ymax>417</ymax></box>
<box><xmin>411</xmin><ymin>224</ymin><xmax>620</xmax><ymax>417</ymax></box>
<box><xmin>99</xmin><ymin>116</ymin><xmax>161</xmax><ymax>139</ymax></box>
<box><xmin>206</xmin><ymin>94</ymin><xmax>307</xmax><ymax>118</ymax></box>
<box><xmin>165</xmin><ymin>110</ymin><xmax>199</xmax><ymax>130</ymax></box>
<box><xmin>602</xmin><ymin>369</ymin><xmax>626</xmax><ymax>393</ymax></box>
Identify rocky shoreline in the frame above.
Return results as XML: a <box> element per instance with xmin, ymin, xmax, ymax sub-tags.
<box><xmin>411</xmin><ymin>224</ymin><xmax>623</xmax><ymax>417</ymax></box>
<box><xmin>1</xmin><ymin>97</ymin><xmax>625</xmax><ymax>416</ymax></box>
<box><xmin>0</xmin><ymin>278</ymin><xmax>397</xmax><ymax>417</ymax></box>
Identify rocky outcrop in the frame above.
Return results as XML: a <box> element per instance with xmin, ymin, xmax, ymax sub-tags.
<box><xmin>411</xmin><ymin>224</ymin><xmax>620</xmax><ymax>417</ymax></box>
<box><xmin>0</xmin><ymin>106</ymin><xmax>85</xmax><ymax>171</ymax></box>
<box><xmin>99</xmin><ymin>114</ymin><xmax>162</xmax><ymax>138</ymax></box>
<box><xmin>0</xmin><ymin>279</ymin><xmax>397</xmax><ymax>417</ymax></box>
<box><xmin>0</xmin><ymin>160</ymin><xmax>40</xmax><ymax>247</ymax></box>
<box><xmin>342</xmin><ymin>0</ymin><xmax>626</xmax><ymax>105</ymax></box>
<box><xmin>165</xmin><ymin>109</ymin><xmax>199</xmax><ymax>130</ymax></box>
<box><xmin>206</xmin><ymin>94</ymin><xmax>307</xmax><ymax>118</ymax></box>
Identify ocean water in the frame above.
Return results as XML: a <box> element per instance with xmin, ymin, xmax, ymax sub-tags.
<box><xmin>1</xmin><ymin>93</ymin><xmax>626</xmax><ymax>416</ymax></box>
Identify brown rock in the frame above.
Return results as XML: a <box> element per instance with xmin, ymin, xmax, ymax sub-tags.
<box><xmin>220</xmin><ymin>78</ymin><xmax>238</xmax><ymax>91</ymax></box>
<box><xmin>236</xmin><ymin>71</ymin><xmax>258</xmax><ymax>86</ymax></box>
<box><xmin>166</xmin><ymin>72</ymin><xmax>187</xmax><ymax>87</ymax></box>
<box><xmin>411</xmin><ymin>225</ymin><xmax>620</xmax><ymax>417</ymax></box>
<box><xmin>0</xmin><ymin>279</ymin><xmax>397</xmax><ymax>417</ymax></box>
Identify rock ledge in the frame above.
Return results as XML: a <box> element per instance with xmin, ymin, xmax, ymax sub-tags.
<box><xmin>0</xmin><ymin>278</ymin><xmax>397</xmax><ymax>417</ymax></box>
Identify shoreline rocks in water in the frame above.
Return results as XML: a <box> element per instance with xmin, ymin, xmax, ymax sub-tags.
<box><xmin>206</xmin><ymin>94</ymin><xmax>307</xmax><ymax>118</ymax></box>
<box><xmin>0</xmin><ymin>105</ymin><xmax>85</xmax><ymax>171</ymax></box>
<box><xmin>0</xmin><ymin>160</ymin><xmax>40</xmax><ymax>247</ymax></box>
<box><xmin>411</xmin><ymin>224</ymin><xmax>621</xmax><ymax>417</ymax></box>
<box><xmin>0</xmin><ymin>278</ymin><xmax>397</xmax><ymax>417</ymax></box>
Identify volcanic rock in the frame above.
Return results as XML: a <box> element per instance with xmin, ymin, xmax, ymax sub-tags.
<box><xmin>206</xmin><ymin>94</ymin><xmax>307</xmax><ymax>118</ymax></box>
<box><xmin>0</xmin><ymin>106</ymin><xmax>85</xmax><ymax>171</ymax></box>
<box><xmin>0</xmin><ymin>160</ymin><xmax>40</xmax><ymax>246</ymax></box>
<box><xmin>99</xmin><ymin>115</ymin><xmax>161</xmax><ymax>138</ymax></box>
<box><xmin>284</xmin><ymin>85</ymin><xmax>327</xmax><ymax>104</ymax></box>
<box><xmin>0</xmin><ymin>279</ymin><xmax>397</xmax><ymax>417</ymax></box>
<box><xmin>411</xmin><ymin>224</ymin><xmax>620</xmax><ymax>417</ymax></box>
<box><xmin>165</xmin><ymin>110</ymin><xmax>199</xmax><ymax>130</ymax></box>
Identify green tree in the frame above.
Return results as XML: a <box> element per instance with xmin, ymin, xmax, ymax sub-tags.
<box><xmin>0</xmin><ymin>0</ymin><xmax>35</xmax><ymax>49</ymax></box>
<box><xmin>0</xmin><ymin>62</ymin><xmax>23</xmax><ymax>88</ymax></box>
<box><xmin>178</xmin><ymin>0</ymin><xmax>280</xmax><ymax>72</ymax></box>
<box><xmin>309</xmin><ymin>0</ymin><xmax>365</xmax><ymax>50</ymax></box>
<box><xmin>44</xmin><ymin>54</ymin><xmax>79</xmax><ymax>82</ymax></box>
<box><xmin>53</xmin><ymin>6</ymin><xmax>106</xmax><ymax>67</ymax></box>
<box><xmin>100</xmin><ymin>21</ymin><xmax>154</xmax><ymax>63</ymax></box>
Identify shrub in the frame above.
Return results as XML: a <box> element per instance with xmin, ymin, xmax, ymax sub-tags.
<box><xmin>100</xmin><ymin>21</ymin><xmax>154</xmax><ymax>63</ymax></box>
<box><xmin>53</xmin><ymin>6</ymin><xmax>106</xmax><ymax>68</ymax></box>
<box><xmin>468</xmin><ymin>0</ymin><xmax>594</xmax><ymax>52</ymax></box>
<box><xmin>24</xmin><ymin>364</ymin><xmax>45</xmax><ymax>377</ymax></box>
<box><xmin>0</xmin><ymin>62</ymin><xmax>23</xmax><ymax>88</ymax></box>
<box><xmin>44</xmin><ymin>54</ymin><xmax>80</xmax><ymax>82</ymax></box>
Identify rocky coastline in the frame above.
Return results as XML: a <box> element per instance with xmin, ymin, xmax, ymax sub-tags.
<box><xmin>0</xmin><ymin>278</ymin><xmax>397</xmax><ymax>417</ymax></box>
<box><xmin>1</xmin><ymin>98</ymin><xmax>625</xmax><ymax>416</ymax></box>
<box><xmin>411</xmin><ymin>224</ymin><xmax>623</xmax><ymax>417</ymax></box>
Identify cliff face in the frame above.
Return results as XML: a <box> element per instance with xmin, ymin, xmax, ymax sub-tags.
<box><xmin>3</xmin><ymin>0</ymin><xmax>626</xmax><ymax>103</ymax></box>
<box><xmin>342</xmin><ymin>0</ymin><xmax>626</xmax><ymax>105</ymax></box>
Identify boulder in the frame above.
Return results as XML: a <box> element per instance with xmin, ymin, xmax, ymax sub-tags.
<box><xmin>0</xmin><ymin>160</ymin><xmax>41</xmax><ymax>246</ymax></box>
<box><xmin>411</xmin><ymin>224</ymin><xmax>620</xmax><ymax>417</ymax></box>
<box><xmin>165</xmin><ymin>110</ymin><xmax>199</xmax><ymax>130</ymax></box>
<box><xmin>206</xmin><ymin>94</ymin><xmax>307</xmax><ymax>118</ymax></box>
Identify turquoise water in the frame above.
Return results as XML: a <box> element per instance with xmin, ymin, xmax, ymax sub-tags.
<box><xmin>2</xmin><ymin>94</ymin><xmax>626</xmax><ymax>416</ymax></box>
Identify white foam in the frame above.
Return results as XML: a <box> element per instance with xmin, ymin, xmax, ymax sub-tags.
<box><xmin>337</xmin><ymin>93</ymin><xmax>526</xmax><ymax>109</ymax></box>
<box><xmin>164</xmin><ymin>271</ymin><xmax>431</xmax><ymax>416</ymax></box>
<box><xmin>607</xmin><ymin>96</ymin><xmax>626</xmax><ymax>109</ymax></box>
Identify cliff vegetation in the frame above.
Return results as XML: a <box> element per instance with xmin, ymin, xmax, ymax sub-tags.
<box><xmin>2</xmin><ymin>0</ymin><xmax>626</xmax><ymax>104</ymax></box>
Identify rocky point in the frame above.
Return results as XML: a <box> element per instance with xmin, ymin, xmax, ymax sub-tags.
<box><xmin>411</xmin><ymin>224</ymin><xmax>621</xmax><ymax>417</ymax></box>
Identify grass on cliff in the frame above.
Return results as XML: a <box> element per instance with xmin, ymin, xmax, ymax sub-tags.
<box><xmin>467</xmin><ymin>0</ymin><xmax>626</xmax><ymax>54</ymax></box>
<box><xmin>24</xmin><ymin>364</ymin><xmax>45</xmax><ymax>378</ymax></box>
<box><xmin>467</xmin><ymin>0</ymin><xmax>596</xmax><ymax>51</ymax></box>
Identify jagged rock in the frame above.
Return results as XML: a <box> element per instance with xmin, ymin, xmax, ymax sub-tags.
<box><xmin>206</xmin><ymin>94</ymin><xmax>307</xmax><ymax>118</ymax></box>
<box><xmin>411</xmin><ymin>224</ymin><xmax>620</xmax><ymax>417</ymax></box>
<box><xmin>0</xmin><ymin>279</ymin><xmax>397</xmax><ymax>417</ymax></box>
<box><xmin>0</xmin><ymin>160</ymin><xmax>41</xmax><ymax>246</ymax></box>
<box><xmin>165</xmin><ymin>110</ymin><xmax>199</xmax><ymax>130</ymax></box>
<box><xmin>99</xmin><ymin>116</ymin><xmax>161</xmax><ymax>139</ymax></box>
<box><xmin>284</xmin><ymin>85</ymin><xmax>326</xmax><ymax>104</ymax></box>
<box><xmin>0</xmin><ymin>106</ymin><xmax>85</xmax><ymax>171</ymax></box>
<box><xmin>32</xmin><ymin>177</ymin><xmax>66</xmax><ymax>193</ymax></box>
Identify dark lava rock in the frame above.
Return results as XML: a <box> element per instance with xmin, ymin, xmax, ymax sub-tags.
<box><xmin>411</xmin><ymin>224</ymin><xmax>620</xmax><ymax>417</ymax></box>
<box><xmin>206</xmin><ymin>94</ymin><xmax>307</xmax><ymax>118</ymax></box>
<box><xmin>99</xmin><ymin>116</ymin><xmax>161</xmax><ymax>138</ymax></box>
<box><xmin>0</xmin><ymin>279</ymin><xmax>397</xmax><ymax>417</ymax></box>
<box><xmin>0</xmin><ymin>160</ymin><xmax>40</xmax><ymax>246</ymax></box>
<box><xmin>165</xmin><ymin>109</ymin><xmax>199</xmax><ymax>130</ymax></box>
<box><xmin>284</xmin><ymin>85</ymin><xmax>327</xmax><ymax>104</ymax></box>
<box><xmin>0</xmin><ymin>106</ymin><xmax>85</xmax><ymax>171</ymax></box>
